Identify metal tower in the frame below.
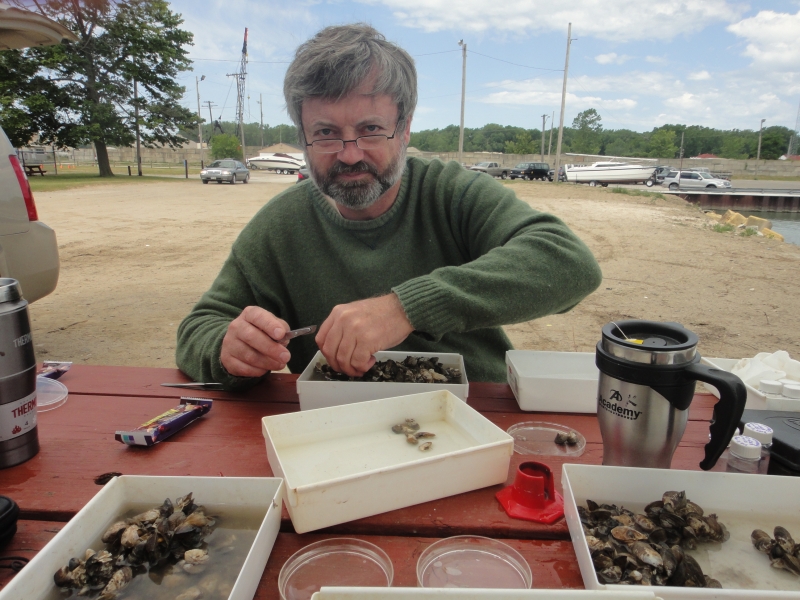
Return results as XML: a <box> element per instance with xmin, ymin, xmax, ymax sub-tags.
<box><xmin>226</xmin><ymin>28</ymin><xmax>248</xmax><ymax>160</ymax></box>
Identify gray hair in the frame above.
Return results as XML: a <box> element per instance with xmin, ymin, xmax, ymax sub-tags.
<box><xmin>284</xmin><ymin>23</ymin><xmax>417</xmax><ymax>140</ymax></box>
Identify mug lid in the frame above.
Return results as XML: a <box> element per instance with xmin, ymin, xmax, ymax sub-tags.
<box><xmin>0</xmin><ymin>278</ymin><xmax>22</xmax><ymax>303</ymax></box>
<box><xmin>602</xmin><ymin>320</ymin><xmax>698</xmax><ymax>351</ymax></box>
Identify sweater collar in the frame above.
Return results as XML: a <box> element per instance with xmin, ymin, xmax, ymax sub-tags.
<box><xmin>309</xmin><ymin>159</ymin><xmax>411</xmax><ymax>230</ymax></box>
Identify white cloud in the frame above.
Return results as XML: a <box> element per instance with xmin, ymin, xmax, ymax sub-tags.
<box><xmin>646</xmin><ymin>56</ymin><xmax>668</xmax><ymax>64</ymax></box>
<box><xmin>727</xmin><ymin>9</ymin><xmax>800</xmax><ymax>69</ymax></box>
<box><xmin>595</xmin><ymin>53</ymin><xmax>631</xmax><ymax>65</ymax></box>
<box><xmin>688</xmin><ymin>70</ymin><xmax>711</xmax><ymax>80</ymax></box>
<box><xmin>366</xmin><ymin>0</ymin><xmax>745</xmax><ymax>42</ymax></box>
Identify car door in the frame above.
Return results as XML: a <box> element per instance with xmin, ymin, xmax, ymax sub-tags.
<box><xmin>680</xmin><ymin>172</ymin><xmax>699</xmax><ymax>188</ymax></box>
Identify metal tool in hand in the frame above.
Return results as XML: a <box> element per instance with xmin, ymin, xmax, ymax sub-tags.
<box><xmin>281</xmin><ymin>325</ymin><xmax>317</xmax><ymax>342</ymax></box>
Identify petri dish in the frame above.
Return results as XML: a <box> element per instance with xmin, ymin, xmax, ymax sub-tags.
<box><xmin>417</xmin><ymin>535</ymin><xmax>532</xmax><ymax>589</ymax></box>
<box><xmin>278</xmin><ymin>538</ymin><xmax>393</xmax><ymax>600</ymax></box>
<box><xmin>507</xmin><ymin>421</ymin><xmax>586</xmax><ymax>457</ymax></box>
<box><xmin>36</xmin><ymin>376</ymin><xmax>68</xmax><ymax>412</ymax></box>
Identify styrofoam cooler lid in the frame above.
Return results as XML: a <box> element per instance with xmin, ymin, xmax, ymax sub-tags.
<box><xmin>759</xmin><ymin>379</ymin><xmax>784</xmax><ymax>394</ymax></box>
<box><xmin>744</xmin><ymin>422</ymin><xmax>773</xmax><ymax>445</ymax></box>
<box><xmin>730</xmin><ymin>435</ymin><xmax>762</xmax><ymax>460</ymax></box>
<box><xmin>36</xmin><ymin>376</ymin><xmax>68</xmax><ymax>412</ymax></box>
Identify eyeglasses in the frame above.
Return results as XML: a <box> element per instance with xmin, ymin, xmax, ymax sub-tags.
<box><xmin>305</xmin><ymin>120</ymin><xmax>403</xmax><ymax>154</ymax></box>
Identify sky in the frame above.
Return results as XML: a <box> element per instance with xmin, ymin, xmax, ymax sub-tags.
<box><xmin>169</xmin><ymin>0</ymin><xmax>800</xmax><ymax>136</ymax></box>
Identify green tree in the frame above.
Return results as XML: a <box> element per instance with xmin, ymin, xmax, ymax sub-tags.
<box><xmin>571</xmin><ymin>109</ymin><xmax>602</xmax><ymax>154</ymax></box>
<box><xmin>210</xmin><ymin>134</ymin><xmax>242</xmax><ymax>160</ymax></box>
<box><xmin>2</xmin><ymin>0</ymin><xmax>198</xmax><ymax>176</ymax></box>
<box><xmin>759</xmin><ymin>128</ymin><xmax>790</xmax><ymax>160</ymax></box>
<box><xmin>504</xmin><ymin>131</ymin><xmax>536</xmax><ymax>154</ymax></box>
<box><xmin>719</xmin><ymin>136</ymin><xmax>748</xmax><ymax>159</ymax></box>
<box><xmin>648</xmin><ymin>129</ymin><xmax>677</xmax><ymax>159</ymax></box>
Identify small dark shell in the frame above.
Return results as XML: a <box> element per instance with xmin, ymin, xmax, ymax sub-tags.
<box><xmin>598</xmin><ymin>565</ymin><xmax>622</xmax><ymax>583</ymax></box>
<box><xmin>630</xmin><ymin>541</ymin><xmax>663</xmax><ymax>569</ymax></box>
<box><xmin>775</xmin><ymin>526</ymin><xmax>796</xmax><ymax>554</ymax></box>
<box><xmin>593</xmin><ymin>553</ymin><xmax>614</xmax><ymax>570</ymax></box>
<box><xmin>752</xmin><ymin>529</ymin><xmax>774</xmax><ymax>553</ymax></box>
<box><xmin>632</xmin><ymin>513</ymin><xmax>658</xmax><ymax>533</ymax></box>
<box><xmin>586</xmin><ymin>499</ymin><xmax>600</xmax><ymax>512</ymax></box>
<box><xmin>705</xmin><ymin>575</ymin><xmax>723</xmax><ymax>588</ymax></box>
<box><xmin>644</xmin><ymin>500</ymin><xmax>664</xmax><ymax>517</ymax></box>
<box><xmin>682</xmin><ymin>554</ymin><xmax>706</xmax><ymax>587</ymax></box>
<box><xmin>611</xmin><ymin>526</ymin><xmax>648</xmax><ymax>543</ymax></box>
<box><xmin>659</xmin><ymin>511</ymin><xmax>686</xmax><ymax>530</ymax></box>
<box><xmin>662</xmin><ymin>490</ymin><xmax>687</xmax><ymax>513</ymax></box>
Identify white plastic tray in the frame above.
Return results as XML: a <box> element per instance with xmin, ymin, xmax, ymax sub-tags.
<box><xmin>0</xmin><ymin>476</ymin><xmax>284</xmax><ymax>600</ymax></box>
<box><xmin>563</xmin><ymin>463</ymin><xmax>800</xmax><ymax>598</ymax></box>
<box><xmin>297</xmin><ymin>351</ymin><xmax>468</xmax><ymax>410</ymax></box>
<box><xmin>312</xmin><ymin>588</ymin><xmax>659</xmax><ymax>599</ymax></box>
<box><xmin>701</xmin><ymin>357</ymin><xmax>769</xmax><ymax>410</ymax></box>
<box><xmin>506</xmin><ymin>351</ymin><xmax>598</xmax><ymax>413</ymax></box>
<box><xmin>263</xmin><ymin>390</ymin><xmax>513</xmax><ymax>534</ymax></box>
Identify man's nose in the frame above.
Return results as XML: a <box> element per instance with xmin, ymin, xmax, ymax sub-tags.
<box><xmin>336</xmin><ymin>139</ymin><xmax>365</xmax><ymax>164</ymax></box>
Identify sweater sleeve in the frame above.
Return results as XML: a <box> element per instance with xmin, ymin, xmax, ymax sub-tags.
<box><xmin>175</xmin><ymin>252</ymin><xmax>264</xmax><ymax>390</ymax></box>
<box><xmin>392</xmin><ymin>165</ymin><xmax>602</xmax><ymax>339</ymax></box>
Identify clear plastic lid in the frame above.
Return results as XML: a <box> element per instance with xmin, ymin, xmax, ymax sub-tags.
<box><xmin>507</xmin><ymin>421</ymin><xmax>586</xmax><ymax>457</ymax></box>
<box><xmin>278</xmin><ymin>538</ymin><xmax>393</xmax><ymax>600</ymax></box>
<box><xmin>417</xmin><ymin>535</ymin><xmax>532</xmax><ymax>589</ymax></box>
<box><xmin>36</xmin><ymin>376</ymin><xmax>68</xmax><ymax>412</ymax></box>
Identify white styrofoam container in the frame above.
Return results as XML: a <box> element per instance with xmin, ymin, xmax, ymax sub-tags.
<box><xmin>312</xmin><ymin>588</ymin><xmax>659</xmax><ymax>599</ymax></box>
<box><xmin>506</xmin><ymin>351</ymin><xmax>599</xmax><ymax>413</ymax></box>
<box><xmin>263</xmin><ymin>390</ymin><xmax>513</xmax><ymax>534</ymax></box>
<box><xmin>297</xmin><ymin>351</ymin><xmax>468</xmax><ymax>410</ymax></box>
<box><xmin>701</xmin><ymin>357</ymin><xmax>768</xmax><ymax>410</ymax></box>
<box><xmin>0</xmin><ymin>476</ymin><xmax>284</xmax><ymax>600</ymax></box>
<box><xmin>563</xmin><ymin>463</ymin><xmax>800</xmax><ymax>599</ymax></box>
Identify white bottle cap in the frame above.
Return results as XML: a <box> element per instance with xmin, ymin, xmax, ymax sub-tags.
<box><xmin>744</xmin><ymin>423</ymin><xmax>773</xmax><ymax>445</ymax></box>
<box><xmin>730</xmin><ymin>435</ymin><xmax>762</xmax><ymax>460</ymax></box>
<box><xmin>784</xmin><ymin>384</ymin><xmax>800</xmax><ymax>399</ymax></box>
<box><xmin>779</xmin><ymin>378</ymin><xmax>797</xmax><ymax>386</ymax></box>
<box><xmin>760</xmin><ymin>379</ymin><xmax>784</xmax><ymax>394</ymax></box>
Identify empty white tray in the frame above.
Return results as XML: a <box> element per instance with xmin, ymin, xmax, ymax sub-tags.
<box><xmin>563</xmin><ymin>463</ymin><xmax>800</xmax><ymax>598</ymax></box>
<box><xmin>297</xmin><ymin>351</ymin><xmax>468</xmax><ymax>411</ymax></box>
<box><xmin>506</xmin><ymin>351</ymin><xmax>599</xmax><ymax>413</ymax></box>
<box><xmin>263</xmin><ymin>390</ymin><xmax>513</xmax><ymax>533</ymax></box>
<box><xmin>0</xmin><ymin>476</ymin><xmax>284</xmax><ymax>600</ymax></box>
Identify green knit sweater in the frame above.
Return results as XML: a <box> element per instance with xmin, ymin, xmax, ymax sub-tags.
<box><xmin>176</xmin><ymin>157</ymin><xmax>602</xmax><ymax>387</ymax></box>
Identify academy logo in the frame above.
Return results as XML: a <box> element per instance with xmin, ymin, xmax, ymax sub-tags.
<box><xmin>599</xmin><ymin>389</ymin><xmax>642</xmax><ymax>420</ymax></box>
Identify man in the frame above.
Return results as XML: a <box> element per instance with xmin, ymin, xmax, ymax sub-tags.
<box><xmin>176</xmin><ymin>23</ymin><xmax>602</xmax><ymax>388</ymax></box>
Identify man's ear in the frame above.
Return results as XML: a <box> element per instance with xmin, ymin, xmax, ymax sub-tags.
<box><xmin>402</xmin><ymin>115</ymin><xmax>413</xmax><ymax>144</ymax></box>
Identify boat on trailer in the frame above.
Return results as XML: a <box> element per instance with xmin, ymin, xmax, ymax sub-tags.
<box><xmin>563</xmin><ymin>161</ymin><xmax>656</xmax><ymax>186</ymax></box>
<box><xmin>247</xmin><ymin>152</ymin><xmax>305</xmax><ymax>173</ymax></box>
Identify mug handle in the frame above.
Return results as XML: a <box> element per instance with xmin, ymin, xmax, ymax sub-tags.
<box><xmin>685</xmin><ymin>362</ymin><xmax>747</xmax><ymax>470</ymax></box>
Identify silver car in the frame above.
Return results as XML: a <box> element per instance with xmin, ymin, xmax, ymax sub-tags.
<box><xmin>663</xmin><ymin>170</ymin><xmax>732</xmax><ymax>191</ymax></box>
<box><xmin>200</xmin><ymin>159</ymin><xmax>250</xmax><ymax>184</ymax></box>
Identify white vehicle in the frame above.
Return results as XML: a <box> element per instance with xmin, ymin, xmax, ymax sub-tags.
<box><xmin>0</xmin><ymin>3</ymin><xmax>74</xmax><ymax>302</ymax></box>
<box><xmin>563</xmin><ymin>161</ymin><xmax>657</xmax><ymax>186</ymax></box>
<box><xmin>247</xmin><ymin>152</ymin><xmax>305</xmax><ymax>174</ymax></box>
<box><xmin>663</xmin><ymin>170</ymin><xmax>733</xmax><ymax>191</ymax></box>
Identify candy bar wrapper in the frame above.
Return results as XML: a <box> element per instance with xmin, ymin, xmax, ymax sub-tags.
<box><xmin>38</xmin><ymin>361</ymin><xmax>73</xmax><ymax>380</ymax></box>
<box><xmin>115</xmin><ymin>397</ymin><xmax>212</xmax><ymax>446</ymax></box>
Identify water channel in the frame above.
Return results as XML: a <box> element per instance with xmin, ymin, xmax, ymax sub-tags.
<box><xmin>742</xmin><ymin>212</ymin><xmax>800</xmax><ymax>246</ymax></box>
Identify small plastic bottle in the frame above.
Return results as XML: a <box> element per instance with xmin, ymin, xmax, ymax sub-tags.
<box><xmin>722</xmin><ymin>435</ymin><xmax>763</xmax><ymax>474</ymax></box>
<box><xmin>743</xmin><ymin>422</ymin><xmax>773</xmax><ymax>474</ymax></box>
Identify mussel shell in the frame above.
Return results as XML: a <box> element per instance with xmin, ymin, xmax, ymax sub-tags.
<box><xmin>644</xmin><ymin>500</ymin><xmax>664</xmax><ymax>517</ymax></box>
<box><xmin>682</xmin><ymin>554</ymin><xmax>706</xmax><ymax>587</ymax></box>
<box><xmin>704</xmin><ymin>575</ymin><xmax>723</xmax><ymax>588</ymax></box>
<box><xmin>632</xmin><ymin>513</ymin><xmax>658</xmax><ymax>533</ymax></box>
<box><xmin>775</xmin><ymin>526</ymin><xmax>796</xmax><ymax>554</ymax></box>
<box><xmin>630</xmin><ymin>541</ymin><xmax>663</xmax><ymax>569</ymax></box>
<box><xmin>659</xmin><ymin>511</ymin><xmax>686</xmax><ymax>530</ymax></box>
<box><xmin>611</xmin><ymin>526</ymin><xmax>649</xmax><ymax>543</ymax></box>
<box><xmin>662</xmin><ymin>490</ymin><xmax>687</xmax><ymax>513</ymax></box>
<box><xmin>752</xmin><ymin>529</ymin><xmax>774</xmax><ymax>554</ymax></box>
<box><xmin>598</xmin><ymin>565</ymin><xmax>622</xmax><ymax>583</ymax></box>
<box><xmin>593</xmin><ymin>553</ymin><xmax>614</xmax><ymax>570</ymax></box>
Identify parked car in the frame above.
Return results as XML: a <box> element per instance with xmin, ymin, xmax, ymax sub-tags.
<box><xmin>296</xmin><ymin>167</ymin><xmax>310</xmax><ymax>183</ymax></box>
<box><xmin>468</xmin><ymin>162</ymin><xmax>509</xmax><ymax>179</ymax></box>
<box><xmin>662</xmin><ymin>170</ymin><xmax>732</xmax><ymax>191</ymax></box>
<box><xmin>0</xmin><ymin>3</ymin><xmax>75</xmax><ymax>302</ymax></box>
<box><xmin>510</xmin><ymin>162</ymin><xmax>549</xmax><ymax>181</ymax></box>
<box><xmin>547</xmin><ymin>167</ymin><xmax>566</xmax><ymax>182</ymax></box>
<box><xmin>200</xmin><ymin>159</ymin><xmax>250</xmax><ymax>184</ymax></box>
<box><xmin>645</xmin><ymin>165</ymin><xmax>673</xmax><ymax>187</ymax></box>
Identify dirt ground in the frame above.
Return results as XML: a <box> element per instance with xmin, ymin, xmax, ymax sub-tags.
<box><xmin>28</xmin><ymin>174</ymin><xmax>800</xmax><ymax>373</ymax></box>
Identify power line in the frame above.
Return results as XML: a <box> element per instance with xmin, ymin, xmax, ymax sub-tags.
<box><xmin>467</xmin><ymin>49</ymin><xmax>563</xmax><ymax>72</ymax></box>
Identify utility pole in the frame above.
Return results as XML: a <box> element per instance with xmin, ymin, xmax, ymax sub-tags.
<box><xmin>541</xmin><ymin>114</ymin><xmax>548</xmax><ymax>161</ymax></box>
<box><xmin>755</xmin><ymin>118</ymin><xmax>765</xmax><ymax>180</ymax></box>
<box><xmin>458</xmin><ymin>40</ymin><xmax>467</xmax><ymax>166</ymax></box>
<box><xmin>553</xmin><ymin>23</ymin><xmax>574</xmax><ymax>183</ymax></box>
<box><xmin>679</xmin><ymin>131</ymin><xmax>685</xmax><ymax>174</ymax></box>
<box><xmin>257</xmin><ymin>93</ymin><xmax>264</xmax><ymax>148</ymax></box>
<box><xmin>548</xmin><ymin>110</ymin><xmax>554</xmax><ymax>159</ymax></box>
<box><xmin>133</xmin><ymin>79</ymin><xmax>142</xmax><ymax>176</ymax></box>
<box><xmin>196</xmin><ymin>75</ymin><xmax>205</xmax><ymax>160</ymax></box>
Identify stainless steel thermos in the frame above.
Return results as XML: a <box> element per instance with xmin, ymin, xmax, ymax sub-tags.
<box><xmin>596</xmin><ymin>320</ymin><xmax>746</xmax><ymax>470</ymax></box>
<box><xmin>0</xmin><ymin>278</ymin><xmax>39</xmax><ymax>468</ymax></box>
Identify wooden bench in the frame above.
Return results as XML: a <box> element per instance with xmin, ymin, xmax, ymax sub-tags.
<box><xmin>24</xmin><ymin>164</ymin><xmax>47</xmax><ymax>176</ymax></box>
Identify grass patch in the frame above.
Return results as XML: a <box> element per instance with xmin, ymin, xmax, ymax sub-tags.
<box><xmin>28</xmin><ymin>167</ymin><xmax>196</xmax><ymax>192</ymax></box>
<box><xmin>740</xmin><ymin>227</ymin><xmax>759</xmax><ymax>237</ymax></box>
<box><xmin>609</xmin><ymin>187</ymin><xmax>665</xmax><ymax>200</ymax></box>
<box><xmin>712</xmin><ymin>223</ymin><xmax>734</xmax><ymax>233</ymax></box>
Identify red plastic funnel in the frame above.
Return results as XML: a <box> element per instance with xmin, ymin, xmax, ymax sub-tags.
<box><xmin>495</xmin><ymin>461</ymin><xmax>564</xmax><ymax>524</ymax></box>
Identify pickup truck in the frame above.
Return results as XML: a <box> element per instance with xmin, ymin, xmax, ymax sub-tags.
<box><xmin>469</xmin><ymin>162</ymin><xmax>509</xmax><ymax>179</ymax></box>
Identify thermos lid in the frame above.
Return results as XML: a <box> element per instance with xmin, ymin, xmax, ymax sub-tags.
<box><xmin>744</xmin><ymin>423</ymin><xmax>773</xmax><ymax>445</ymax></box>
<box><xmin>601</xmin><ymin>320</ymin><xmax>698</xmax><ymax>365</ymax></box>
<box><xmin>0</xmin><ymin>278</ymin><xmax>22</xmax><ymax>303</ymax></box>
<box><xmin>730</xmin><ymin>435</ymin><xmax>762</xmax><ymax>460</ymax></box>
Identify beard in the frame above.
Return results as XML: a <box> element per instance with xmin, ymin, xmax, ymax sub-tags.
<box><xmin>308</xmin><ymin>144</ymin><xmax>407</xmax><ymax>211</ymax></box>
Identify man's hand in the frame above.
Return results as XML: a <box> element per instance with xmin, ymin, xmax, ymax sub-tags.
<box><xmin>316</xmin><ymin>293</ymin><xmax>414</xmax><ymax>377</ymax></box>
<box><xmin>220</xmin><ymin>306</ymin><xmax>292</xmax><ymax>377</ymax></box>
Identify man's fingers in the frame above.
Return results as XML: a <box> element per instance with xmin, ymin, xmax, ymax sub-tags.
<box><xmin>242</xmin><ymin>305</ymin><xmax>290</xmax><ymax>341</ymax></box>
<box><xmin>222</xmin><ymin>355</ymin><xmax>269</xmax><ymax>378</ymax></box>
<box><xmin>237</xmin><ymin>321</ymin><xmax>291</xmax><ymax>363</ymax></box>
<box><xmin>223</xmin><ymin>336</ymin><xmax>288</xmax><ymax>372</ymax></box>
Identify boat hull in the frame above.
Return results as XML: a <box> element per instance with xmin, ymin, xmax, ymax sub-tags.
<box><xmin>565</xmin><ymin>165</ymin><xmax>655</xmax><ymax>184</ymax></box>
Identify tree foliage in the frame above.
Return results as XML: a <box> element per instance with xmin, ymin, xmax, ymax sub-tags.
<box><xmin>504</xmin><ymin>131</ymin><xmax>537</xmax><ymax>154</ymax></box>
<box><xmin>209</xmin><ymin>134</ymin><xmax>242</xmax><ymax>160</ymax></box>
<box><xmin>648</xmin><ymin>128</ymin><xmax>677</xmax><ymax>159</ymax></box>
<box><xmin>570</xmin><ymin>109</ymin><xmax>603</xmax><ymax>154</ymax></box>
<box><xmin>1</xmin><ymin>0</ymin><xmax>198</xmax><ymax>176</ymax></box>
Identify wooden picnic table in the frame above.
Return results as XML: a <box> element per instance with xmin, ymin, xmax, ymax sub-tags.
<box><xmin>0</xmin><ymin>365</ymin><xmax>718</xmax><ymax>597</ymax></box>
<box><xmin>23</xmin><ymin>164</ymin><xmax>47</xmax><ymax>176</ymax></box>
